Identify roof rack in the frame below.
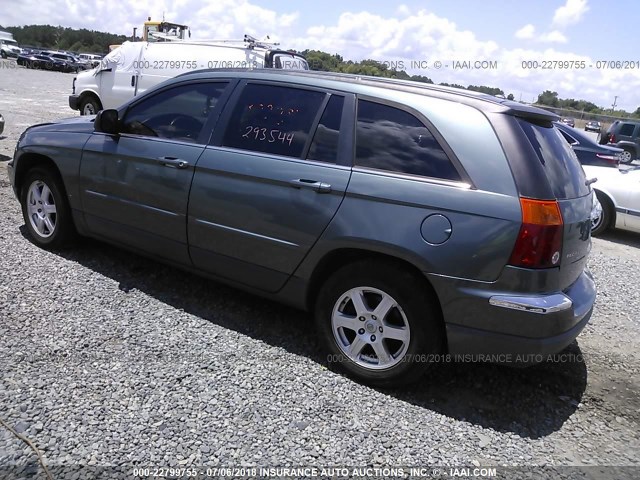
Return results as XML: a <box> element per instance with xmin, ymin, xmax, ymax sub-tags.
<box><xmin>147</xmin><ymin>32</ymin><xmax>280</xmax><ymax>49</ymax></box>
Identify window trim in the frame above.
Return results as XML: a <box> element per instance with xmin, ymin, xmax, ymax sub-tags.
<box><xmin>354</xmin><ymin>95</ymin><xmax>474</xmax><ymax>186</ymax></box>
<box><xmin>118</xmin><ymin>79</ymin><xmax>237</xmax><ymax>145</ymax></box>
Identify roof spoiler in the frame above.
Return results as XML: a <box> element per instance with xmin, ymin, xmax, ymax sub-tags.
<box><xmin>503</xmin><ymin>102</ymin><xmax>559</xmax><ymax>122</ymax></box>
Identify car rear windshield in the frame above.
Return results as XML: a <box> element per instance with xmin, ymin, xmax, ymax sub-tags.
<box><xmin>518</xmin><ymin>119</ymin><xmax>589</xmax><ymax>199</ymax></box>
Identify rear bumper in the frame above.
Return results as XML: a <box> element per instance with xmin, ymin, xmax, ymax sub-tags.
<box><xmin>69</xmin><ymin>95</ymin><xmax>80</xmax><ymax>111</ymax></box>
<box><xmin>429</xmin><ymin>268</ymin><xmax>596</xmax><ymax>362</ymax></box>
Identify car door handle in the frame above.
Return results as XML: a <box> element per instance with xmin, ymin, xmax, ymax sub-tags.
<box><xmin>289</xmin><ymin>178</ymin><xmax>332</xmax><ymax>193</ymax></box>
<box><xmin>157</xmin><ymin>156</ymin><xmax>189</xmax><ymax>169</ymax></box>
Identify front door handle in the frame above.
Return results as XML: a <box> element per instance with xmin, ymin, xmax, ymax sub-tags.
<box><xmin>157</xmin><ymin>156</ymin><xmax>189</xmax><ymax>169</ymax></box>
<box><xmin>289</xmin><ymin>178</ymin><xmax>332</xmax><ymax>193</ymax></box>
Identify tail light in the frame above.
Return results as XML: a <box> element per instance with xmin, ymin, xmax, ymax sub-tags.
<box><xmin>595</xmin><ymin>153</ymin><xmax>620</xmax><ymax>166</ymax></box>
<box><xmin>509</xmin><ymin>198</ymin><xmax>564</xmax><ymax>269</ymax></box>
<box><xmin>609</xmin><ymin>133</ymin><xmax>616</xmax><ymax>143</ymax></box>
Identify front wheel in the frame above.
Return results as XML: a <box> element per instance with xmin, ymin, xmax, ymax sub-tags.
<box><xmin>315</xmin><ymin>260</ymin><xmax>444</xmax><ymax>387</ymax></box>
<box><xmin>79</xmin><ymin>96</ymin><xmax>101</xmax><ymax>116</ymax></box>
<box><xmin>20</xmin><ymin>167</ymin><xmax>77</xmax><ymax>249</ymax></box>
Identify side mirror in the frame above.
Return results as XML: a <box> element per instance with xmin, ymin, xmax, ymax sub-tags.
<box><xmin>94</xmin><ymin>109</ymin><xmax>120</xmax><ymax>135</ymax></box>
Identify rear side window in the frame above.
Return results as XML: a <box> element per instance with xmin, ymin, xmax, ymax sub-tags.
<box><xmin>307</xmin><ymin>95</ymin><xmax>344</xmax><ymax>163</ymax></box>
<box><xmin>559</xmin><ymin>130</ymin><xmax>577</xmax><ymax>145</ymax></box>
<box><xmin>518</xmin><ymin>119</ymin><xmax>589</xmax><ymax>199</ymax></box>
<box><xmin>619</xmin><ymin>123</ymin><xmax>636</xmax><ymax>136</ymax></box>
<box><xmin>222</xmin><ymin>84</ymin><xmax>326</xmax><ymax>158</ymax></box>
<box><xmin>355</xmin><ymin>100</ymin><xmax>461</xmax><ymax>181</ymax></box>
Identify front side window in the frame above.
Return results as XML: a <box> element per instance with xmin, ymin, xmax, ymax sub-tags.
<box><xmin>222</xmin><ymin>84</ymin><xmax>326</xmax><ymax>158</ymax></box>
<box><xmin>122</xmin><ymin>82</ymin><xmax>228</xmax><ymax>143</ymax></box>
<box><xmin>355</xmin><ymin>100</ymin><xmax>461</xmax><ymax>181</ymax></box>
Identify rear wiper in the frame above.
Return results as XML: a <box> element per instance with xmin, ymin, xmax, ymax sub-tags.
<box><xmin>585</xmin><ymin>177</ymin><xmax>598</xmax><ymax>186</ymax></box>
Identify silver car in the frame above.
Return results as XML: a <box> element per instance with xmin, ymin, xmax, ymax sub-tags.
<box><xmin>8</xmin><ymin>70</ymin><xmax>596</xmax><ymax>386</ymax></box>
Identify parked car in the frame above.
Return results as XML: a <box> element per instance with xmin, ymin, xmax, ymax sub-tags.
<box><xmin>0</xmin><ymin>112</ymin><xmax>4</xmax><ymax>136</ymax></box>
<box><xmin>584</xmin><ymin>121</ymin><xmax>601</xmax><ymax>133</ymax></box>
<box><xmin>560</xmin><ymin>117</ymin><xmax>575</xmax><ymax>127</ymax></box>
<box><xmin>78</xmin><ymin>53</ymin><xmax>103</xmax><ymax>68</ymax></box>
<box><xmin>48</xmin><ymin>52</ymin><xmax>90</xmax><ymax>72</ymax></box>
<box><xmin>69</xmin><ymin>37</ymin><xmax>309</xmax><ymax>115</ymax></box>
<box><xmin>584</xmin><ymin>165</ymin><xmax>640</xmax><ymax>235</ymax></box>
<box><xmin>599</xmin><ymin>120</ymin><xmax>640</xmax><ymax>164</ymax></box>
<box><xmin>555</xmin><ymin>122</ymin><xmax>623</xmax><ymax>168</ymax></box>
<box><xmin>17</xmin><ymin>54</ymin><xmax>74</xmax><ymax>72</ymax></box>
<box><xmin>9</xmin><ymin>70</ymin><xmax>596</xmax><ymax>387</ymax></box>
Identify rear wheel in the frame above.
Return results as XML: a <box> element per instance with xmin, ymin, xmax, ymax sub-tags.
<box><xmin>20</xmin><ymin>167</ymin><xmax>77</xmax><ymax>249</ymax></box>
<box><xmin>315</xmin><ymin>260</ymin><xmax>444</xmax><ymax>387</ymax></box>
<box><xmin>620</xmin><ymin>148</ymin><xmax>634</xmax><ymax>164</ymax></box>
<box><xmin>591</xmin><ymin>190</ymin><xmax>613</xmax><ymax>236</ymax></box>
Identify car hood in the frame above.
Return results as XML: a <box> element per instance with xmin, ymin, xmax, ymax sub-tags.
<box><xmin>26</xmin><ymin>115</ymin><xmax>97</xmax><ymax>134</ymax></box>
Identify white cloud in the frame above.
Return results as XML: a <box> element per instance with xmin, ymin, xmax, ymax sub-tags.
<box><xmin>539</xmin><ymin>30</ymin><xmax>568</xmax><ymax>43</ymax></box>
<box><xmin>515</xmin><ymin>24</ymin><xmax>535</xmax><ymax>39</ymax></box>
<box><xmin>297</xmin><ymin>10</ymin><xmax>498</xmax><ymax>63</ymax></box>
<box><xmin>552</xmin><ymin>0</ymin><xmax>590</xmax><ymax>28</ymax></box>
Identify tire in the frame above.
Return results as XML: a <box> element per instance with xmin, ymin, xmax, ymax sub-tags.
<box><xmin>79</xmin><ymin>96</ymin><xmax>101</xmax><ymax>116</ymax></box>
<box><xmin>620</xmin><ymin>148</ymin><xmax>634</xmax><ymax>164</ymax></box>
<box><xmin>20</xmin><ymin>167</ymin><xmax>77</xmax><ymax>249</ymax></box>
<box><xmin>591</xmin><ymin>190</ymin><xmax>613</xmax><ymax>236</ymax></box>
<box><xmin>314</xmin><ymin>259</ymin><xmax>444</xmax><ymax>387</ymax></box>
<box><xmin>0</xmin><ymin>51</ymin><xmax>6</xmax><ymax>59</ymax></box>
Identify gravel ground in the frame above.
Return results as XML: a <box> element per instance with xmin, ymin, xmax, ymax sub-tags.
<box><xmin>0</xmin><ymin>62</ymin><xmax>639</xmax><ymax>479</ymax></box>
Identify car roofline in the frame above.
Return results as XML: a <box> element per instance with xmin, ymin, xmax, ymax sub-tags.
<box><xmin>174</xmin><ymin>68</ymin><xmax>558</xmax><ymax>120</ymax></box>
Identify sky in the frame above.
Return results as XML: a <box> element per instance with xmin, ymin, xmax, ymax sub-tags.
<box><xmin>2</xmin><ymin>0</ymin><xmax>640</xmax><ymax>111</ymax></box>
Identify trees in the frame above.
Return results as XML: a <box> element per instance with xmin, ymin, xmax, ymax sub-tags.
<box><xmin>537</xmin><ymin>90</ymin><xmax>559</xmax><ymax>107</ymax></box>
<box><xmin>467</xmin><ymin>85</ymin><xmax>504</xmax><ymax>96</ymax></box>
<box><xmin>3</xmin><ymin>24</ymin><xmax>128</xmax><ymax>53</ymax></box>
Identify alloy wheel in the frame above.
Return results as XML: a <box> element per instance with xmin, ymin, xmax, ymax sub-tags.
<box><xmin>331</xmin><ymin>286</ymin><xmax>411</xmax><ymax>370</ymax></box>
<box><xmin>26</xmin><ymin>180</ymin><xmax>57</xmax><ymax>238</ymax></box>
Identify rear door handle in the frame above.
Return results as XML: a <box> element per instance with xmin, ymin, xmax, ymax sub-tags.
<box><xmin>289</xmin><ymin>178</ymin><xmax>332</xmax><ymax>193</ymax></box>
<box><xmin>157</xmin><ymin>156</ymin><xmax>189</xmax><ymax>169</ymax></box>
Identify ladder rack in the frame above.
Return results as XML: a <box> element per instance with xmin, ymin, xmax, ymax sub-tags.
<box><xmin>147</xmin><ymin>32</ymin><xmax>280</xmax><ymax>49</ymax></box>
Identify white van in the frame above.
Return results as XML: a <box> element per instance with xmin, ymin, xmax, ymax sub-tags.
<box><xmin>0</xmin><ymin>30</ymin><xmax>21</xmax><ymax>59</ymax></box>
<box><xmin>69</xmin><ymin>36</ymin><xmax>309</xmax><ymax>115</ymax></box>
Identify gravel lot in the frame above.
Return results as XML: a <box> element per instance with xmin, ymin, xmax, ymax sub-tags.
<box><xmin>1</xmin><ymin>62</ymin><xmax>639</xmax><ymax>479</ymax></box>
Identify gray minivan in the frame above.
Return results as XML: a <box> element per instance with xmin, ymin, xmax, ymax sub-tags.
<box><xmin>8</xmin><ymin>70</ymin><xmax>596</xmax><ymax>386</ymax></box>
